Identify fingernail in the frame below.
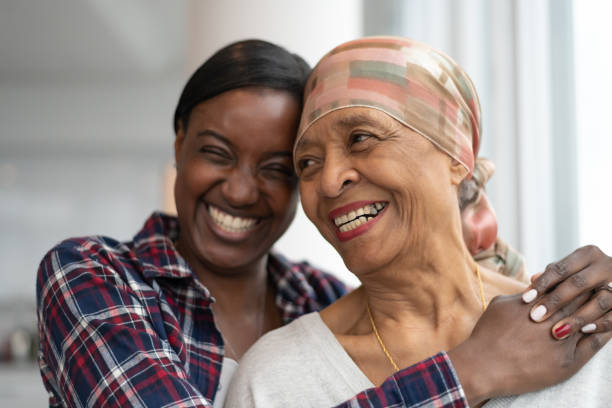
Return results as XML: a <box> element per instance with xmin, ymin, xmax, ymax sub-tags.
<box><xmin>608</xmin><ymin>282</ymin><xmax>612</xmax><ymax>290</ymax></box>
<box><xmin>522</xmin><ymin>288</ymin><xmax>538</xmax><ymax>303</ymax></box>
<box><xmin>581</xmin><ymin>323</ymin><xmax>597</xmax><ymax>333</ymax></box>
<box><xmin>553</xmin><ymin>323</ymin><xmax>572</xmax><ymax>339</ymax></box>
<box><xmin>530</xmin><ymin>305</ymin><xmax>547</xmax><ymax>322</ymax></box>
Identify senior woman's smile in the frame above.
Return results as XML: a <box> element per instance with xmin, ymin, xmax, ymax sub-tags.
<box><xmin>329</xmin><ymin>200</ymin><xmax>388</xmax><ymax>239</ymax></box>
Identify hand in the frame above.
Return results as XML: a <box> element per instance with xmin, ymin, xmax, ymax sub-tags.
<box><xmin>448</xmin><ymin>292</ymin><xmax>612</xmax><ymax>405</ymax></box>
<box><xmin>521</xmin><ymin>245</ymin><xmax>612</xmax><ymax>339</ymax></box>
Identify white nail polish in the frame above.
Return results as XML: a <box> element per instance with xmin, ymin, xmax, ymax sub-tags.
<box><xmin>608</xmin><ymin>282</ymin><xmax>612</xmax><ymax>290</ymax></box>
<box><xmin>581</xmin><ymin>323</ymin><xmax>597</xmax><ymax>333</ymax></box>
<box><xmin>530</xmin><ymin>305</ymin><xmax>547</xmax><ymax>322</ymax></box>
<box><xmin>522</xmin><ymin>288</ymin><xmax>538</xmax><ymax>303</ymax></box>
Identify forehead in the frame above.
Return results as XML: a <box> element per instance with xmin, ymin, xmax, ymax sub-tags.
<box><xmin>188</xmin><ymin>88</ymin><xmax>300</xmax><ymax>150</ymax></box>
<box><xmin>296</xmin><ymin>107</ymin><xmax>401</xmax><ymax>152</ymax></box>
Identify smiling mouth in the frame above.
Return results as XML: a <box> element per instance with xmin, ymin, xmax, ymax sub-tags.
<box><xmin>208</xmin><ymin>204</ymin><xmax>260</xmax><ymax>233</ymax></box>
<box><xmin>333</xmin><ymin>202</ymin><xmax>387</xmax><ymax>233</ymax></box>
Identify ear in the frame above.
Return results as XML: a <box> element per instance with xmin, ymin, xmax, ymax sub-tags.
<box><xmin>174</xmin><ymin>122</ymin><xmax>186</xmax><ymax>168</ymax></box>
<box><xmin>450</xmin><ymin>159</ymin><xmax>469</xmax><ymax>186</ymax></box>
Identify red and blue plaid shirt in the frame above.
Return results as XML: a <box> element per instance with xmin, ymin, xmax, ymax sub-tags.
<box><xmin>37</xmin><ymin>212</ymin><xmax>467</xmax><ymax>407</ymax></box>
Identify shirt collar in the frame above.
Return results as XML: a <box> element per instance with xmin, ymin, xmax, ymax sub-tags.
<box><xmin>133</xmin><ymin>212</ymin><xmax>195</xmax><ymax>281</ymax></box>
<box><xmin>133</xmin><ymin>212</ymin><xmax>323</xmax><ymax>317</ymax></box>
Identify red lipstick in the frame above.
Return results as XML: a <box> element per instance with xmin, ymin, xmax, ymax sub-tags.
<box><xmin>328</xmin><ymin>201</ymin><xmax>387</xmax><ymax>242</ymax></box>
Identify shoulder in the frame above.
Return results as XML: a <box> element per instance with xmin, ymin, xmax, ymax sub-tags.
<box><xmin>226</xmin><ymin>312</ymin><xmax>373</xmax><ymax>407</ymax></box>
<box><xmin>225</xmin><ymin>313</ymin><xmax>325</xmax><ymax>407</ymax></box>
<box><xmin>38</xmin><ymin>235</ymin><xmax>132</xmax><ymax>281</ymax></box>
<box><xmin>489</xmin><ymin>341</ymin><xmax>612</xmax><ymax>407</ymax></box>
<box><xmin>36</xmin><ymin>234</ymin><xmax>143</xmax><ymax>314</ymax></box>
<box><xmin>241</xmin><ymin>312</ymin><xmax>319</xmax><ymax>368</ymax></box>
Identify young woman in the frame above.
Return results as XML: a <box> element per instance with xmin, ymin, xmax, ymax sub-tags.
<box><xmin>37</xmin><ymin>39</ymin><xmax>612</xmax><ymax>407</ymax></box>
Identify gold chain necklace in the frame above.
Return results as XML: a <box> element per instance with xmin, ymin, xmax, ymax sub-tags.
<box><xmin>367</xmin><ymin>264</ymin><xmax>486</xmax><ymax>372</ymax></box>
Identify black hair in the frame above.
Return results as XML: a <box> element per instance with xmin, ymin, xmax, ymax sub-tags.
<box><xmin>173</xmin><ymin>39</ymin><xmax>311</xmax><ymax>133</ymax></box>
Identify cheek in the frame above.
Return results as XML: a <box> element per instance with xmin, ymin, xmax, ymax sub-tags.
<box><xmin>269</xmin><ymin>180</ymin><xmax>299</xmax><ymax>221</ymax></box>
<box><xmin>298</xmin><ymin>182</ymin><xmax>318</xmax><ymax>223</ymax></box>
<box><xmin>175</xmin><ymin>160</ymin><xmax>217</xmax><ymax>205</ymax></box>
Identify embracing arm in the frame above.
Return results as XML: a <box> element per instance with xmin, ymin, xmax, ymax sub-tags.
<box><xmin>37</xmin><ymin>241</ymin><xmax>213</xmax><ymax>408</ymax></box>
<box><xmin>333</xmin><ymin>352</ymin><xmax>467</xmax><ymax>407</ymax></box>
<box><xmin>336</xmin><ymin>245</ymin><xmax>612</xmax><ymax>408</ymax></box>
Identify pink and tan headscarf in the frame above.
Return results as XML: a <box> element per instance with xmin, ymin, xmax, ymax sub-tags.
<box><xmin>296</xmin><ymin>37</ymin><xmax>511</xmax><ymax>262</ymax></box>
<box><xmin>296</xmin><ymin>36</ymin><xmax>482</xmax><ymax>176</ymax></box>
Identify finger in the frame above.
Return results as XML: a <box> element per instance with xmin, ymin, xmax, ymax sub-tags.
<box><xmin>521</xmin><ymin>245</ymin><xmax>602</xmax><ymax>304</ymax></box>
<box><xmin>574</xmin><ymin>330</ymin><xmax>612</xmax><ymax>368</ymax></box>
<box><xmin>551</xmin><ymin>291</ymin><xmax>612</xmax><ymax>339</ymax></box>
<box><xmin>580</xmin><ymin>310</ymin><xmax>612</xmax><ymax>334</ymax></box>
<box><xmin>530</xmin><ymin>272</ymin><xmax>543</xmax><ymax>284</ymax></box>
<box><xmin>545</xmin><ymin>292</ymin><xmax>592</xmax><ymax>327</ymax></box>
<box><xmin>528</xmin><ymin>267</ymin><xmax>602</xmax><ymax>322</ymax></box>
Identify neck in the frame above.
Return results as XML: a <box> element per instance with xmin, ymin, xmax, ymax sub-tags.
<box><xmin>361</xmin><ymin>226</ymin><xmax>484</xmax><ymax>330</ymax></box>
<box><xmin>175</xmin><ymin>236</ymin><xmax>269</xmax><ymax>314</ymax></box>
<box><xmin>175</xmin><ymin>238</ymin><xmax>279</xmax><ymax>359</ymax></box>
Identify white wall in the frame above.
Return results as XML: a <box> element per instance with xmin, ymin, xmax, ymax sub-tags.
<box><xmin>574</xmin><ymin>1</ymin><xmax>612</xmax><ymax>254</ymax></box>
<box><xmin>0</xmin><ymin>0</ymin><xmax>364</xmax><ymax>302</ymax></box>
<box><xmin>0</xmin><ymin>79</ymin><xmax>181</xmax><ymax>299</ymax></box>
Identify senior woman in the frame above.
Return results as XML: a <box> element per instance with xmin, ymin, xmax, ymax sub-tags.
<box><xmin>226</xmin><ymin>37</ymin><xmax>612</xmax><ymax>407</ymax></box>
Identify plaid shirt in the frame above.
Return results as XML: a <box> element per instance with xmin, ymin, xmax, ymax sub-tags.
<box><xmin>37</xmin><ymin>212</ymin><xmax>467</xmax><ymax>407</ymax></box>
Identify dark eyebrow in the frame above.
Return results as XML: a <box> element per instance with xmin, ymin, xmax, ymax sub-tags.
<box><xmin>196</xmin><ymin>130</ymin><xmax>234</xmax><ymax>148</ymax></box>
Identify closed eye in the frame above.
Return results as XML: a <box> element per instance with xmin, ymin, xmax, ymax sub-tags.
<box><xmin>199</xmin><ymin>146</ymin><xmax>232</xmax><ymax>162</ymax></box>
<box><xmin>261</xmin><ymin>163</ymin><xmax>294</xmax><ymax>178</ymax></box>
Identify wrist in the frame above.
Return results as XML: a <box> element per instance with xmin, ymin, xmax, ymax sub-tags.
<box><xmin>447</xmin><ymin>341</ymin><xmax>495</xmax><ymax>405</ymax></box>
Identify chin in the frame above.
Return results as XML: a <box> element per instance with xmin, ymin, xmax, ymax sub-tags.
<box><xmin>193</xmin><ymin>237</ymin><xmax>265</xmax><ymax>273</ymax></box>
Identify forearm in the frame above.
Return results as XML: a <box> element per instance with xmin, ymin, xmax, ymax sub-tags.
<box><xmin>334</xmin><ymin>352</ymin><xmax>467</xmax><ymax>408</ymax></box>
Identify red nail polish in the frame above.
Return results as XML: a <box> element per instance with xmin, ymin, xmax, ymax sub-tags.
<box><xmin>554</xmin><ymin>323</ymin><xmax>572</xmax><ymax>339</ymax></box>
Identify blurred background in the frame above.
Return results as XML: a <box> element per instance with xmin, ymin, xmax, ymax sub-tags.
<box><xmin>0</xmin><ymin>0</ymin><xmax>610</xmax><ymax>405</ymax></box>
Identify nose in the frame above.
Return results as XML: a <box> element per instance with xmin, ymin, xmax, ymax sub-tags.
<box><xmin>221</xmin><ymin>166</ymin><xmax>260</xmax><ymax>207</ymax></box>
<box><xmin>319</xmin><ymin>152</ymin><xmax>360</xmax><ymax>198</ymax></box>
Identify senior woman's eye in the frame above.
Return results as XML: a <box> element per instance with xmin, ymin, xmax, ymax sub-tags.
<box><xmin>348</xmin><ymin>132</ymin><xmax>377</xmax><ymax>151</ymax></box>
<box><xmin>296</xmin><ymin>157</ymin><xmax>316</xmax><ymax>173</ymax></box>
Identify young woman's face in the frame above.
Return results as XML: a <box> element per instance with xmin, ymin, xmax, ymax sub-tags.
<box><xmin>174</xmin><ymin>88</ymin><xmax>300</xmax><ymax>273</ymax></box>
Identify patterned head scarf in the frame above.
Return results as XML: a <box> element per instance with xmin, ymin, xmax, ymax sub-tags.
<box><xmin>296</xmin><ymin>36</ymin><xmax>482</xmax><ymax>176</ymax></box>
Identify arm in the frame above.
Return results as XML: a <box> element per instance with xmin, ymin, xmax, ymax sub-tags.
<box><xmin>336</xmin><ymin>246</ymin><xmax>612</xmax><ymax>408</ymax></box>
<box><xmin>37</xmin><ymin>241</ymin><xmax>213</xmax><ymax>408</ymax></box>
<box><xmin>334</xmin><ymin>352</ymin><xmax>467</xmax><ymax>408</ymax></box>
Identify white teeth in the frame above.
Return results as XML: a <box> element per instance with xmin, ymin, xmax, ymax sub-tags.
<box><xmin>333</xmin><ymin>203</ymin><xmax>387</xmax><ymax>233</ymax></box>
<box><xmin>208</xmin><ymin>205</ymin><xmax>258</xmax><ymax>233</ymax></box>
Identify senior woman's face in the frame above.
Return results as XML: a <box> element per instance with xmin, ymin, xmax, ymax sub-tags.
<box><xmin>174</xmin><ymin>88</ymin><xmax>300</xmax><ymax>272</ymax></box>
<box><xmin>295</xmin><ymin>107</ymin><xmax>465</xmax><ymax>273</ymax></box>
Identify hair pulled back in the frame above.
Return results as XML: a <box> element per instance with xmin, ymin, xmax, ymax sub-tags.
<box><xmin>173</xmin><ymin>39</ymin><xmax>311</xmax><ymax>133</ymax></box>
